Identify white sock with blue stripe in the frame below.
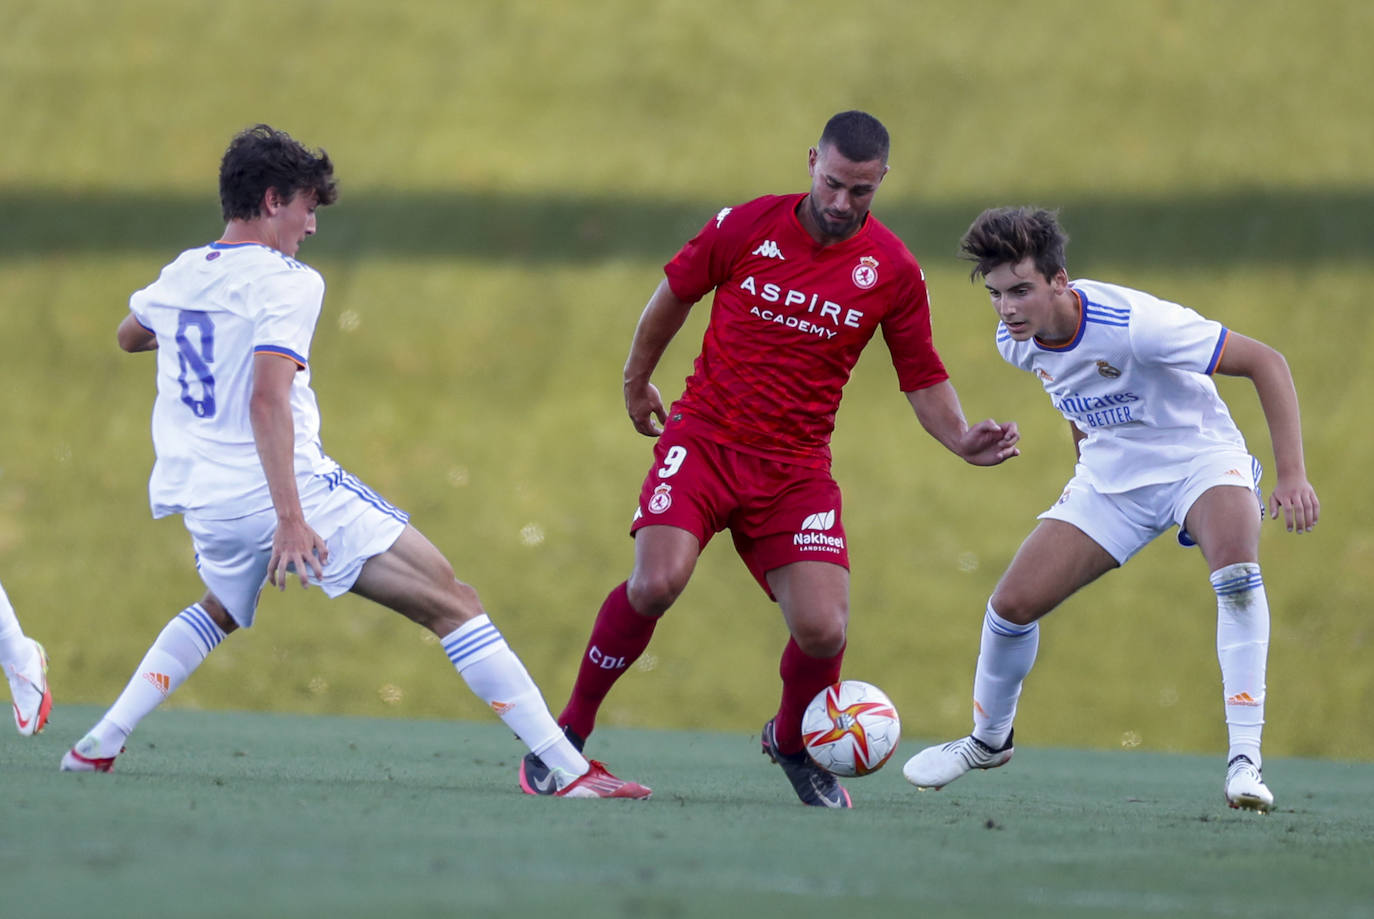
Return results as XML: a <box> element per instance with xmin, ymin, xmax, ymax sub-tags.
<box><xmin>971</xmin><ymin>604</ymin><xmax>1040</xmax><ymax>749</ymax></box>
<box><xmin>441</xmin><ymin>615</ymin><xmax>589</xmax><ymax>776</ymax></box>
<box><xmin>1213</xmin><ymin>562</ymin><xmax>1268</xmax><ymax>767</ymax></box>
<box><xmin>85</xmin><ymin>604</ymin><xmax>227</xmax><ymax>755</ymax></box>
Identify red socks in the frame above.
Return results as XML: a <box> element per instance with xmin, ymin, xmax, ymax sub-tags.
<box><xmin>772</xmin><ymin>637</ymin><xmax>844</xmax><ymax>755</ymax></box>
<box><xmin>558</xmin><ymin>582</ymin><xmax>658</xmax><ymax>740</ymax></box>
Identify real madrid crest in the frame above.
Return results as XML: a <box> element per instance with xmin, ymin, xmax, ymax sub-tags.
<box><xmin>1096</xmin><ymin>360</ymin><xmax>1122</xmax><ymax>379</ymax></box>
<box><xmin>852</xmin><ymin>255</ymin><xmax>879</xmax><ymax>290</ymax></box>
<box><xmin>648</xmin><ymin>483</ymin><xmax>673</xmax><ymax>514</ymax></box>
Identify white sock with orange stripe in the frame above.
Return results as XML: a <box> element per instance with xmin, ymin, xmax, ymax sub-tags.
<box><xmin>441</xmin><ymin>615</ymin><xmax>590</xmax><ymax>780</ymax></box>
<box><xmin>1213</xmin><ymin>563</ymin><xmax>1268</xmax><ymax>767</ymax></box>
<box><xmin>84</xmin><ymin>604</ymin><xmax>227</xmax><ymax>756</ymax></box>
<box><xmin>970</xmin><ymin>604</ymin><xmax>1039</xmax><ymax>749</ymax></box>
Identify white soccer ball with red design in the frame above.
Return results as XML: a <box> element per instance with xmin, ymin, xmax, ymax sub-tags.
<box><xmin>801</xmin><ymin>680</ymin><xmax>901</xmax><ymax>777</ymax></box>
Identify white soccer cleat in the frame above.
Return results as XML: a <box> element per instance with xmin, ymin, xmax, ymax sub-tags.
<box><xmin>1224</xmin><ymin>755</ymin><xmax>1273</xmax><ymax>813</ymax></box>
<box><xmin>5</xmin><ymin>638</ymin><xmax>52</xmax><ymax>736</ymax></box>
<box><xmin>903</xmin><ymin>731</ymin><xmax>1014</xmax><ymax>790</ymax></box>
<box><xmin>60</xmin><ymin>733</ymin><xmax>124</xmax><ymax>773</ymax></box>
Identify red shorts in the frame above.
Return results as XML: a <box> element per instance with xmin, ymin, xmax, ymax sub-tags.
<box><xmin>630</xmin><ymin>413</ymin><xmax>849</xmax><ymax>598</ymax></box>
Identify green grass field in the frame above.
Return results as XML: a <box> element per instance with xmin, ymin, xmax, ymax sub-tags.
<box><xmin>4</xmin><ymin>707</ymin><xmax>1372</xmax><ymax>919</ymax></box>
<box><xmin>2</xmin><ymin>8</ymin><xmax>1372</xmax><ymax>912</ymax></box>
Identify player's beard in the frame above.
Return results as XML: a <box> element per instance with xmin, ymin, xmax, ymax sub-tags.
<box><xmin>808</xmin><ymin>196</ymin><xmax>859</xmax><ymax>240</ymax></box>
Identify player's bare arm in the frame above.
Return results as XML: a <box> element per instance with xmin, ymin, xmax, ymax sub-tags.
<box><xmin>250</xmin><ymin>352</ymin><xmax>329</xmax><ymax>587</ymax></box>
<box><xmin>1069</xmin><ymin>422</ymin><xmax>1086</xmax><ymax>460</ymax></box>
<box><xmin>906</xmin><ymin>381</ymin><xmax>1020</xmax><ymax>466</ymax></box>
<box><xmin>623</xmin><ymin>279</ymin><xmax>695</xmax><ymax>436</ymax></box>
<box><xmin>116</xmin><ymin>312</ymin><xmax>158</xmax><ymax>352</ymax></box>
<box><xmin>1214</xmin><ymin>332</ymin><xmax>1319</xmax><ymax>532</ymax></box>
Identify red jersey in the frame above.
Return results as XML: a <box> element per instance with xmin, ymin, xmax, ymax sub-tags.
<box><xmin>663</xmin><ymin>193</ymin><xmax>948</xmax><ymax>470</ymax></box>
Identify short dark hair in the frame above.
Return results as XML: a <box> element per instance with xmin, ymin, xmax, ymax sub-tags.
<box><xmin>219</xmin><ymin>124</ymin><xmax>338</xmax><ymax>221</ymax></box>
<box><xmin>958</xmin><ymin>207</ymin><xmax>1069</xmax><ymax>282</ymax></box>
<box><xmin>819</xmin><ymin>110</ymin><xmax>890</xmax><ymax>164</ymax></box>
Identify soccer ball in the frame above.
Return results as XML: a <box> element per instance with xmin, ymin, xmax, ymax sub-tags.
<box><xmin>801</xmin><ymin>680</ymin><xmax>901</xmax><ymax>777</ymax></box>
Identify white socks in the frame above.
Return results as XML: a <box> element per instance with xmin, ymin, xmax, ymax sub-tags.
<box><xmin>1213</xmin><ymin>562</ymin><xmax>1268</xmax><ymax>767</ymax></box>
<box><xmin>441</xmin><ymin>615</ymin><xmax>589</xmax><ymax>777</ymax></box>
<box><xmin>85</xmin><ymin>604</ymin><xmax>227</xmax><ymax>755</ymax></box>
<box><xmin>0</xmin><ymin>579</ymin><xmax>31</xmax><ymax>666</ymax></box>
<box><xmin>971</xmin><ymin>604</ymin><xmax>1039</xmax><ymax>749</ymax></box>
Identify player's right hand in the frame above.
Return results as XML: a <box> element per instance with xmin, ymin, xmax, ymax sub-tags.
<box><xmin>625</xmin><ymin>380</ymin><xmax>667</xmax><ymax>436</ymax></box>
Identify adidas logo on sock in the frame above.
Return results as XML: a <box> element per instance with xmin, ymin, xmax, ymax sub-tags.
<box><xmin>489</xmin><ymin>700</ymin><xmax>515</xmax><ymax>716</ymax></box>
<box><xmin>142</xmin><ymin>671</ymin><xmax>171</xmax><ymax>695</ymax></box>
<box><xmin>1225</xmin><ymin>692</ymin><xmax>1261</xmax><ymax>707</ymax></box>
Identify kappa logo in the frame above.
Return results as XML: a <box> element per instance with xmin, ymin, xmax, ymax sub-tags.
<box><xmin>1096</xmin><ymin>360</ymin><xmax>1122</xmax><ymax>379</ymax></box>
<box><xmin>852</xmin><ymin>255</ymin><xmax>879</xmax><ymax>289</ymax></box>
<box><xmin>800</xmin><ymin>509</ymin><xmax>836</xmax><ymax>530</ymax></box>
<box><xmin>648</xmin><ymin>483</ymin><xmax>673</xmax><ymax>514</ymax></box>
<box><xmin>715</xmin><ymin>206</ymin><xmax>732</xmax><ymax>227</ymax></box>
<box><xmin>752</xmin><ymin>239</ymin><xmax>785</xmax><ymax>260</ymax></box>
<box><xmin>142</xmin><ymin>671</ymin><xmax>171</xmax><ymax>695</ymax></box>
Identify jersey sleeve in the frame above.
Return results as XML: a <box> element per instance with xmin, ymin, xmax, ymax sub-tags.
<box><xmin>880</xmin><ymin>262</ymin><xmax>949</xmax><ymax>391</ymax></box>
<box><xmin>1129</xmin><ymin>293</ymin><xmax>1228</xmax><ymax>375</ymax></box>
<box><xmin>663</xmin><ymin>204</ymin><xmax>750</xmax><ymax>303</ymax></box>
<box><xmin>251</xmin><ymin>266</ymin><xmax>325</xmax><ymax>368</ymax></box>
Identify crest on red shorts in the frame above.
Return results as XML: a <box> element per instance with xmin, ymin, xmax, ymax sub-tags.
<box><xmin>648</xmin><ymin>483</ymin><xmax>673</xmax><ymax>514</ymax></box>
<box><xmin>852</xmin><ymin>256</ymin><xmax>879</xmax><ymax>290</ymax></box>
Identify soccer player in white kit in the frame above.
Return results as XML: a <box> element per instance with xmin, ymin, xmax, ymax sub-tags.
<box><xmin>2</xmin><ymin>577</ymin><xmax>51</xmax><ymax>736</ymax></box>
<box><xmin>902</xmin><ymin>207</ymin><xmax>1319</xmax><ymax>812</ymax></box>
<box><xmin>59</xmin><ymin>124</ymin><xmax>649</xmax><ymax>799</ymax></box>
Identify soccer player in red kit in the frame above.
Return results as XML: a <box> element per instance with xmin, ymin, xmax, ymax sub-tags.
<box><xmin>520</xmin><ymin>111</ymin><xmax>1021</xmax><ymax>806</ymax></box>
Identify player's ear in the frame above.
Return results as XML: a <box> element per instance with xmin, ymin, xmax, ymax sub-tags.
<box><xmin>807</xmin><ymin>146</ymin><xmax>819</xmax><ymax>173</ymax></box>
<box><xmin>261</xmin><ymin>187</ymin><xmax>284</xmax><ymax>216</ymax></box>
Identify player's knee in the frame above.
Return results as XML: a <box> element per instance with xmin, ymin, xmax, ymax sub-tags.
<box><xmin>791</xmin><ymin>617</ymin><xmax>847</xmax><ymax>658</ymax></box>
<box><xmin>199</xmin><ymin>594</ymin><xmax>239</xmax><ymax>635</ymax></box>
<box><xmin>987</xmin><ymin>592</ymin><xmax>1041</xmax><ymax>627</ymax></box>
<box><xmin>625</xmin><ymin>571</ymin><xmax>686</xmax><ymax>617</ymax></box>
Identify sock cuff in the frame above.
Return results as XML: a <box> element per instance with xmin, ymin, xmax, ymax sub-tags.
<box><xmin>176</xmin><ymin>604</ymin><xmax>227</xmax><ymax>656</ymax></box>
<box><xmin>441</xmin><ymin>615</ymin><xmax>507</xmax><ymax>671</ymax></box>
<box><xmin>1210</xmin><ymin>563</ymin><xmax>1263</xmax><ymax>596</ymax></box>
<box><xmin>985</xmin><ymin>604</ymin><xmax>1038</xmax><ymax>638</ymax></box>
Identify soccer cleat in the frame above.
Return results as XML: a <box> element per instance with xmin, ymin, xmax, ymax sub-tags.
<box><xmin>6</xmin><ymin>638</ymin><xmax>52</xmax><ymax>736</ymax></box>
<box><xmin>60</xmin><ymin>734</ymin><xmax>124</xmax><ymax>773</ymax></box>
<box><xmin>761</xmin><ymin>718</ymin><xmax>852</xmax><ymax>808</ymax></box>
<box><xmin>518</xmin><ymin>725</ymin><xmax>585</xmax><ymax>796</ymax></box>
<box><xmin>902</xmin><ymin>730</ymin><xmax>1014</xmax><ymax>790</ymax></box>
<box><xmin>1224</xmin><ymin>754</ymin><xmax>1273</xmax><ymax>813</ymax></box>
<box><xmin>552</xmin><ymin>760</ymin><xmax>652</xmax><ymax>799</ymax></box>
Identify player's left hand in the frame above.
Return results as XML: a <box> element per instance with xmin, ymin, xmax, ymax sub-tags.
<box><xmin>958</xmin><ymin>419</ymin><xmax>1021</xmax><ymax>466</ymax></box>
<box><xmin>1268</xmin><ymin>475</ymin><xmax>1319</xmax><ymax>534</ymax></box>
<box><xmin>267</xmin><ymin>516</ymin><xmax>330</xmax><ymax>589</ymax></box>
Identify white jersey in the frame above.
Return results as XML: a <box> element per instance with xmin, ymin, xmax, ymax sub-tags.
<box><xmin>996</xmin><ymin>278</ymin><xmax>1247</xmax><ymax>493</ymax></box>
<box><xmin>129</xmin><ymin>241</ymin><xmax>336</xmax><ymax>519</ymax></box>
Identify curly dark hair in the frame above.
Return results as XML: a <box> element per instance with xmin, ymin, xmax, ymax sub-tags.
<box><xmin>958</xmin><ymin>207</ymin><xmax>1069</xmax><ymax>282</ymax></box>
<box><xmin>218</xmin><ymin>124</ymin><xmax>338</xmax><ymax>221</ymax></box>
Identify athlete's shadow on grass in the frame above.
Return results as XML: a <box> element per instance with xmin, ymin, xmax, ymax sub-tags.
<box><xmin>3</xmin><ymin>186</ymin><xmax>1370</xmax><ymax>268</ymax></box>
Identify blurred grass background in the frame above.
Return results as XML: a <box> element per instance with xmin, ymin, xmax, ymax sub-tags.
<box><xmin>1</xmin><ymin>0</ymin><xmax>1369</xmax><ymax>759</ymax></box>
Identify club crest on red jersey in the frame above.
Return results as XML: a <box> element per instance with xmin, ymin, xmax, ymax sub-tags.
<box><xmin>852</xmin><ymin>256</ymin><xmax>879</xmax><ymax>290</ymax></box>
<box><xmin>648</xmin><ymin>483</ymin><xmax>673</xmax><ymax>514</ymax></box>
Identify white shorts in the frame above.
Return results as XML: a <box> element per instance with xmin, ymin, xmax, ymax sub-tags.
<box><xmin>1038</xmin><ymin>452</ymin><xmax>1263</xmax><ymax>565</ymax></box>
<box><xmin>184</xmin><ymin>468</ymin><xmax>409</xmax><ymax>627</ymax></box>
